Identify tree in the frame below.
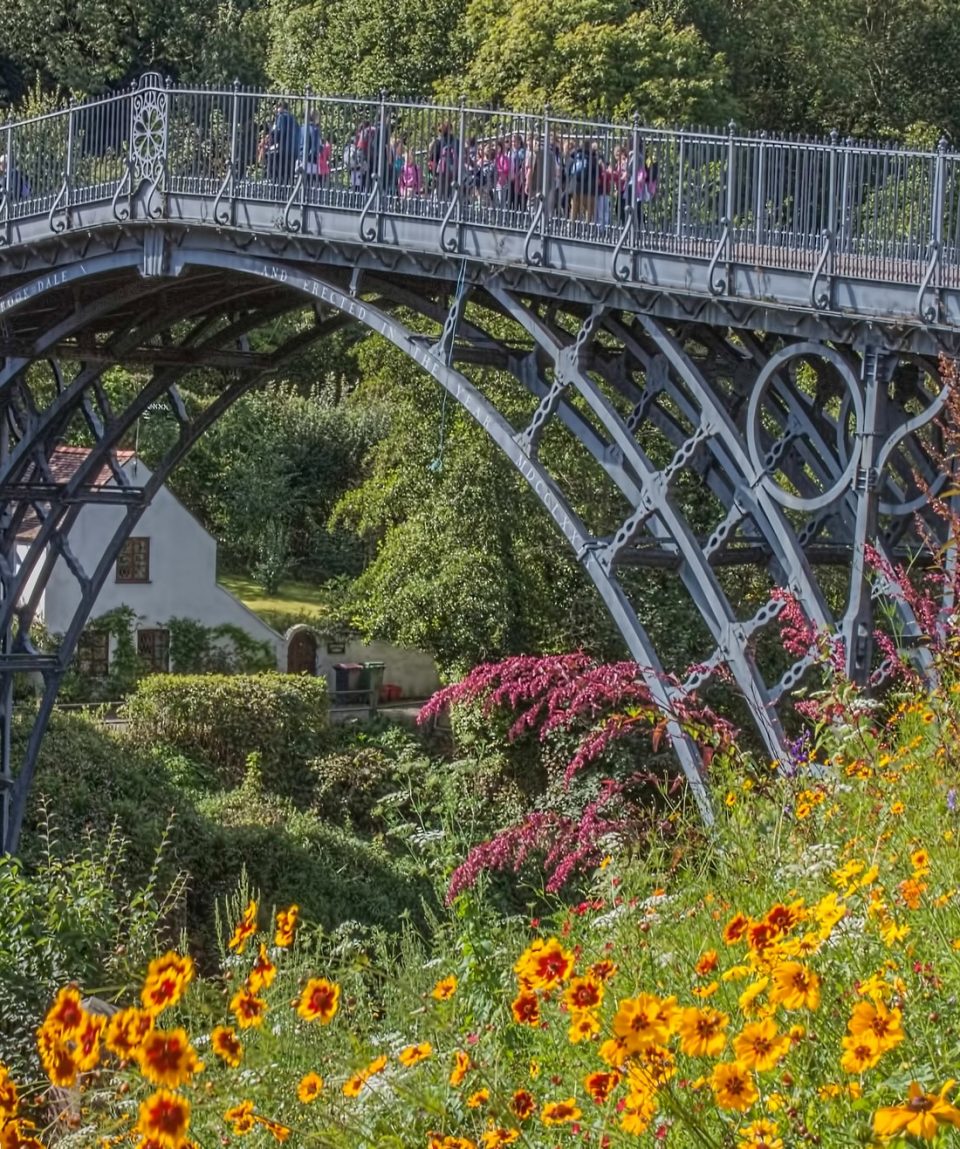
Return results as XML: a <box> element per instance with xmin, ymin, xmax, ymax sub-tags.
<box><xmin>439</xmin><ymin>0</ymin><xmax>734</xmax><ymax>123</ymax></box>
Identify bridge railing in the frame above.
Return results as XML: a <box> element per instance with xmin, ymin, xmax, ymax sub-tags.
<box><xmin>3</xmin><ymin>76</ymin><xmax>960</xmax><ymax>295</ymax></box>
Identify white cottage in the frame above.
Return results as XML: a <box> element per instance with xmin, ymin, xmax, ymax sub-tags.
<box><xmin>16</xmin><ymin>447</ymin><xmax>283</xmax><ymax>670</ymax></box>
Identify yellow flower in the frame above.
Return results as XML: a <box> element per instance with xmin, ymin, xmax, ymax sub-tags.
<box><xmin>230</xmin><ymin>987</ymin><xmax>267</xmax><ymax>1029</ymax></box>
<box><xmin>847</xmin><ymin>1000</ymin><xmax>904</xmax><ymax>1053</ymax></box>
<box><xmin>613</xmin><ymin>994</ymin><xmax>675</xmax><ymax>1051</ymax></box>
<box><xmin>738</xmin><ymin>978</ymin><xmax>769</xmax><ymax>1018</ymax></box>
<box><xmin>568</xmin><ymin>1011</ymin><xmax>601</xmax><ymax>1043</ymax></box>
<box><xmin>0</xmin><ymin>1065</ymin><xmax>19</xmax><ymax>1120</ymax></box>
<box><xmin>768</xmin><ymin>962</ymin><xmax>820</xmax><ymax>1011</ymax></box>
<box><xmin>514</xmin><ymin>939</ymin><xmax>574</xmax><ymax>991</ymax></box>
<box><xmin>137</xmin><ymin>1089</ymin><xmax>191</xmax><ymax>1147</ymax></box>
<box><xmin>431</xmin><ymin>975</ymin><xmax>458</xmax><ymax>1001</ymax></box>
<box><xmin>738</xmin><ymin>1118</ymin><xmax>783</xmax><ymax>1148</ymax></box>
<box><xmin>711</xmin><ymin>1061</ymin><xmax>759</xmax><ymax>1111</ymax></box>
<box><xmin>676</xmin><ymin>1006</ymin><xmax>729</xmax><ymax>1058</ymax></box>
<box><xmin>141</xmin><ymin>953</ymin><xmax>195</xmax><ymax>1015</ymax></box>
<box><xmin>466</xmin><ymin>1089</ymin><xmax>489</xmax><ymax>1109</ymax></box>
<box><xmin>449</xmin><ymin>1050</ymin><xmax>471</xmax><ymax>1087</ymax></box>
<box><xmin>105</xmin><ymin>1008</ymin><xmax>154</xmax><ymax>1060</ymax></box>
<box><xmin>296</xmin><ymin>978</ymin><xmax>340</xmax><ymax>1024</ymax></box>
<box><xmin>211</xmin><ymin>1026</ymin><xmax>243</xmax><ymax>1069</ymax></box>
<box><xmin>511</xmin><ymin>991</ymin><xmax>540</xmax><ymax>1026</ymax></box>
<box><xmin>480</xmin><ymin>1128</ymin><xmax>519</xmax><ymax>1148</ymax></box>
<box><xmin>297</xmin><ymin>1073</ymin><xmax>323</xmax><ymax>1103</ymax></box>
<box><xmin>247</xmin><ymin>944</ymin><xmax>277</xmax><ymax>994</ymax></box>
<box><xmin>732</xmin><ymin>1020</ymin><xmax>790</xmax><ymax>1072</ymax></box>
<box><xmin>229</xmin><ymin>900</ymin><xmax>258</xmax><ymax>953</ymax></box>
<box><xmin>563</xmin><ymin>975</ymin><xmax>604</xmax><ymax>1012</ymax></box>
<box><xmin>620</xmin><ymin>1091</ymin><xmax>656</xmax><ymax>1136</ymax></box>
<box><xmin>540</xmin><ymin>1099</ymin><xmax>581</xmax><ymax>1126</ymax></box>
<box><xmin>274</xmin><ymin>904</ymin><xmax>299</xmax><ymax>948</ymax></box>
<box><xmin>873</xmin><ymin>1082</ymin><xmax>960</xmax><ymax>1140</ymax></box>
<box><xmin>627</xmin><ymin>1045</ymin><xmax>676</xmax><ymax>1091</ymax></box>
<box><xmin>840</xmin><ymin>1031</ymin><xmax>883</xmax><ymax>1075</ymax></box>
<box><xmin>889</xmin><ymin>801</ymin><xmax>906</xmax><ymax>816</ymax></box>
<box><xmin>398</xmin><ymin>1042</ymin><xmax>433</xmax><ymax>1067</ymax></box>
<box><xmin>43</xmin><ymin>987</ymin><xmax>86</xmax><ymax>1034</ymax></box>
<box><xmin>134</xmin><ymin>1028</ymin><xmax>203</xmax><ymax>1088</ymax></box>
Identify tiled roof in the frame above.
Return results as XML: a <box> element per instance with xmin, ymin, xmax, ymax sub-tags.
<box><xmin>15</xmin><ymin>446</ymin><xmax>137</xmax><ymax>538</ymax></box>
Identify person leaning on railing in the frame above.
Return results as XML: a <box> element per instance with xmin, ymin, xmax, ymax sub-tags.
<box><xmin>0</xmin><ymin>154</ymin><xmax>30</xmax><ymax>201</ymax></box>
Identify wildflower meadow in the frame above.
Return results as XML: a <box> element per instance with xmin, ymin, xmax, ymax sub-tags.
<box><xmin>3</xmin><ymin>637</ymin><xmax>960</xmax><ymax>1149</ymax></box>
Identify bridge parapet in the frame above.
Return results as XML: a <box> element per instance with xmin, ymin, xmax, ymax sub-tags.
<box><xmin>2</xmin><ymin>75</ymin><xmax>960</xmax><ymax>338</ymax></box>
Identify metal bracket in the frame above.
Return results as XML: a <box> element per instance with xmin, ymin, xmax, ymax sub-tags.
<box><xmin>523</xmin><ymin>194</ymin><xmax>544</xmax><ymax>266</ymax></box>
<box><xmin>0</xmin><ymin>186</ymin><xmax>7</xmax><ymax>247</ymax></box>
<box><xmin>111</xmin><ymin>159</ymin><xmax>134</xmax><ymax>222</ymax></box>
<box><xmin>48</xmin><ymin>177</ymin><xmax>70</xmax><ymax>235</ymax></box>
<box><xmin>808</xmin><ymin>229</ymin><xmax>833</xmax><ymax>309</ymax></box>
<box><xmin>212</xmin><ymin>160</ymin><xmax>235</xmax><ymax>227</ymax></box>
<box><xmin>145</xmin><ymin>156</ymin><xmax>167</xmax><ymax>220</ymax></box>
<box><xmin>358</xmin><ymin>176</ymin><xmax>380</xmax><ymax>243</ymax></box>
<box><xmin>707</xmin><ymin>220</ymin><xmax>730</xmax><ymax>295</ymax></box>
<box><xmin>283</xmin><ymin>169</ymin><xmax>304</xmax><ymax>233</ymax></box>
<box><xmin>438</xmin><ymin>185</ymin><xmax>461</xmax><ymax>254</ymax></box>
<box><xmin>916</xmin><ymin>239</ymin><xmax>942</xmax><ymax>323</ymax></box>
<box><xmin>611</xmin><ymin>210</ymin><xmax>635</xmax><ymax>282</ymax></box>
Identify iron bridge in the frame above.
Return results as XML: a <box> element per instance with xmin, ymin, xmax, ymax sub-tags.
<box><xmin>1</xmin><ymin>74</ymin><xmax>959</xmax><ymax>851</ymax></box>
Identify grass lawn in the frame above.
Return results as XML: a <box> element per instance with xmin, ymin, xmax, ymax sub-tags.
<box><xmin>218</xmin><ymin>573</ymin><xmax>330</xmax><ymax>620</ymax></box>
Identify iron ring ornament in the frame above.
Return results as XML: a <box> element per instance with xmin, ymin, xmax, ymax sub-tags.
<box><xmin>130</xmin><ymin>74</ymin><xmax>168</xmax><ymax>189</ymax></box>
<box><xmin>746</xmin><ymin>341</ymin><xmax>865</xmax><ymax>513</ymax></box>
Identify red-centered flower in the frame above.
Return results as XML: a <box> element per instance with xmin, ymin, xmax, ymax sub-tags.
<box><xmin>297</xmin><ymin>978</ymin><xmax>340</xmax><ymax>1024</ymax></box>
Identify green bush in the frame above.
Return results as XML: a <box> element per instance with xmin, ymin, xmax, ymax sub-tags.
<box><xmin>122</xmin><ymin>673</ymin><xmax>329</xmax><ymax>797</ymax></box>
<box><xmin>0</xmin><ymin>812</ymin><xmax>186</xmax><ymax>1074</ymax></box>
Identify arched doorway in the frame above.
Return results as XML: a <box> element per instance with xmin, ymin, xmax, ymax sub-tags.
<box><xmin>286</xmin><ymin>627</ymin><xmax>318</xmax><ymax>675</ymax></box>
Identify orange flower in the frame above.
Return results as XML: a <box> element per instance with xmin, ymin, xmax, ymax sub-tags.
<box><xmin>449</xmin><ymin>1050</ymin><xmax>471</xmax><ymax>1087</ymax></box>
<box><xmin>137</xmin><ymin>1089</ymin><xmax>191</xmax><ymax>1147</ymax></box>
<box><xmin>73</xmin><ymin>1012</ymin><xmax>105</xmax><ymax>1072</ymax></box>
<box><xmin>584</xmin><ymin>1070</ymin><xmax>621</xmax><ymax>1104</ymax></box>
<box><xmin>768</xmin><ymin>962</ymin><xmax>820</xmax><ymax>1011</ymax></box>
<box><xmin>695</xmin><ymin>950</ymin><xmax>719</xmax><ymax>977</ymax></box>
<box><xmin>480</xmin><ymin>1129</ymin><xmax>519</xmax><ymax>1148</ymax></box>
<box><xmin>342</xmin><ymin>1055</ymin><xmax>388</xmax><ymax>1097</ymax></box>
<box><xmin>467</xmin><ymin>1089</ymin><xmax>490</xmax><ymax>1109</ymax></box>
<box><xmin>513</xmin><ymin>938</ymin><xmax>574</xmax><ymax>991</ymax></box>
<box><xmin>840</xmin><ymin>1031</ymin><xmax>883</xmax><ymax>1075</ymax></box>
<box><xmin>589</xmin><ymin>960</ymin><xmax>618</xmax><ymax>982</ymax></box>
<box><xmin>297</xmin><ymin>978</ymin><xmax>340</xmax><ymax>1024</ymax></box>
<box><xmin>0</xmin><ymin>1065</ymin><xmax>19</xmax><ymax>1120</ymax></box>
<box><xmin>620</xmin><ymin>1091</ymin><xmax>656</xmax><ymax>1136</ymax></box>
<box><xmin>711</xmin><ymin>1061</ymin><xmax>759</xmax><ymax>1111</ymax></box>
<box><xmin>211</xmin><ymin>1026</ymin><xmax>243</xmax><ymax>1068</ymax></box>
<box><xmin>43</xmin><ymin>987</ymin><xmax>86</xmax><ymax>1034</ymax></box>
<box><xmin>733</xmin><ymin>1020</ymin><xmax>790</xmax><ymax>1072</ymax></box>
<box><xmin>613</xmin><ymin>993</ymin><xmax>673</xmax><ymax>1051</ymax></box>
<box><xmin>764</xmin><ymin>902</ymin><xmax>803</xmax><ymax>937</ymax></box>
<box><xmin>230</xmin><ymin>987</ymin><xmax>267</xmax><ymax>1029</ymax></box>
<box><xmin>431</xmin><ymin>976</ymin><xmax>458</xmax><ymax>1001</ymax></box>
<box><xmin>398</xmin><ymin>1042</ymin><xmax>433</xmax><ymax>1067</ymax></box>
<box><xmin>628</xmin><ymin>1044</ymin><xmax>676</xmax><ymax>1090</ymax></box>
<box><xmin>141</xmin><ymin>953</ymin><xmax>195</xmax><ymax>1015</ymax></box>
<box><xmin>105</xmin><ymin>1008</ymin><xmax>154</xmax><ymax>1060</ymax></box>
<box><xmin>568</xmin><ymin>1012</ymin><xmax>600</xmax><ymax>1043</ymax></box>
<box><xmin>847</xmin><ymin>1000</ymin><xmax>904</xmax><ymax>1052</ymax></box>
<box><xmin>598</xmin><ymin>1036</ymin><xmax>631</xmax><ymax>1069</ymax></box>
<box><xmin>226</xmin><ymin>1100</ymin><xmax>256</xmax><ymax>1134</ymax></box>
<box><xmin>738</xmin><ymin>1118</ymin><xmax>783</xmax><ymax>1148</ymax></box>
<box><xmin>229</xmin><ymin>900</ymin><xmax>259</xmax><ymax>954</ymax></box>
<box><xmin>297</xmin><ymin>1072</ymin><xmax>323</xmax><ymax>1102</ymax></box>
<box><xmin>677</xmin><ymin>1006</ymin><xmax>729</xmax><ymax>1058</ymax></box>
<box><xmin>255</xmin><ymin>1117</ymin><xmax>291</xmax><ymax>1143</ymax></box>
<box><xmin>723</xmin><ymin>913</ymin><xmax>750</xmax><ymax>945</ymax></box>
<box><xmin>247</xmin><ymin>944</ymin><xmax>277</xmax><ymax>993</ymax></box>
<box><xmin>274</xmin><ymin>904</ymin><xmax>299</xmax><ymax>948</ymax></box>
<box><xmin>511</xmin><ymin>991</ymin><xmax>540</xmax><ymax>1026</ymax></box>
<box><xmin>510</xmin><ymin>1089</ymin><xmax>536</xmax><ymax>1120</ymax></box>
<box><xmin>36</xmin><ymin>1024</ymin><xmax>78</xmax><ymax>1087</ymax></box>
<box><xmin>135</xmin><ymin>1029</ymin><xmax>203</xmax><ymax>1088</ymax></box>
<box><xmin>540</xmin><ymin>1098</ymin><xmax>581</xmax><ymax>1126</ymax></box>
<box><xmin>873</xmin><ymin>1082</ymin><xmax>960</xmax><ymax>1140</ymax></box>
<box><xmin>0</xmin><ymin>1118</ymin><xmax>44</xmax><ymax>1149</ymax></box>
<box><xmin>563</xmin><ymin>976</ymin><xmax>603</xmax><ymax>1012</ymax></box>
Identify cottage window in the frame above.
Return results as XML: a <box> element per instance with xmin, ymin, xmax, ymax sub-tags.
<box><xmin>138</xmin><ymin>628</ymin><xmax>170</xmax><ymax>673</ymax></box>
<box><xmin>76</xmin><ymin>630</ymin><xmax>109</xmax><ymax>677</ymax></box>
<box><xmin>116</xmin><ymin>537</ymin><xmax>150</xmax><ymax>583</ymax></box>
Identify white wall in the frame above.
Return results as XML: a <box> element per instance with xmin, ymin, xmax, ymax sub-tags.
<box><xmin>37</xmin><ymin>458</ymin><xmax>283</xmax><ymax>662</ymax></box>
<box><xmin>15</xmin><ymin>541</ymin><xmax>45</xmax><ymax>623</ymax></box>
<box><xmin>315</xmin><ymin>636</ymin><xmax>440</xmax><ymax>699</ymax></box>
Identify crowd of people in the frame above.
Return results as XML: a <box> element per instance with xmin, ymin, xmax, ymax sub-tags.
<box><xmin>257</xmin><ymin>101</ymin><xmax>659</xmax><ymax>226</ymax></box>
